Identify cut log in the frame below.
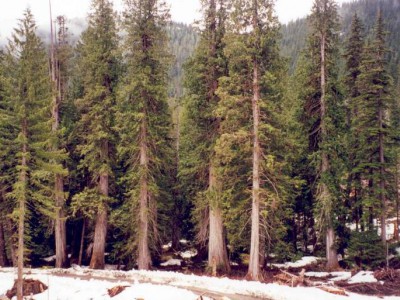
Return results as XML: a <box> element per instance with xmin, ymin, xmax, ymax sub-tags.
<box><xmin>6</xmin><ymin>279</ymin><xmax>48</xmax><ymax>299</ymax></box>
<box><xmin>107</xmin><ymin>285</ymin><xmax>129</xmax><ymax>297</ymax></box>
<box><xmin>274</xmin><ymin>269</ymin><xmax>309</xmax><ymax>287</ymax></box>
<box><xmin>318</xmin><ymin>286</ymin><xmax>348</xmax><ymax>296</ymax></box>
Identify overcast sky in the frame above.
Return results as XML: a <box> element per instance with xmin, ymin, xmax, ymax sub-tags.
<box><xmin>0</xmin><ymin>0</ymin><xmax>348</xmax><ymax>40</ymax></box>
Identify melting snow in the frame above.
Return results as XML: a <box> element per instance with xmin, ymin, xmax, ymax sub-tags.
<box><xmin>0</xmin><ymin>270</ymin><xmax>204</xmax><ymax>300</ymax></box>
<box><xmin>0</xmin><ymin>267</ymin><xmax>398</xmax><ymax>300</ymax></box>
<box><xmin>162</xmin><ymin>242</ymin><xmax>172</xmax><ymax>250</ymax></box>
<box><xmin>305</xmin><ymin>271</ymin><xmax>352</xmax><ymax>282</ymax></box>
<box><xmin>179</xmin><ymin>249</ymin><xmax>198</xmax><ymax>259</ymax></box>
<box><xmin>348</xmin><ymin>271</ymin><xmax>378</xmax><ymax>284</ymax></box>
<box><xmin>272</xmin><ymin>256</ymin><xmax>321</xmax><ymax>269</ymax></box>
<box><xmin>160</xmin><ymin>259</ymin><xmax>182</xmax><ymax>267</ymax></box>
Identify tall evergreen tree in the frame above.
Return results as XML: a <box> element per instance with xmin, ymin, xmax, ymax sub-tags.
<box><xmin>72</xmin><ymin>0</ymin><xmax>119</xmax><ymax>269</ymax></box>
<box><xmin>116</xmin><ymin>0</ymin><xmax>172</xmax><ymax>270</ymax></box>
<box><xmin>4</xmin><ymin>10</ymin><xmax>66</xmax><ymax>299</ymax></box>
<box><xmin>344</xmin><ymin>13</ymin><xmax>365</xmax><ymax>232</ymax></box>
<box><xmin>302</xmin><ymin>0</ymin><xmax>343</xmax><ymax>270</ymax></box>
<box><xmin>0</xmin><ymin>48</ymin><xmax>12</xmax><ymax>268</ymax></box>
<box><xmin>49</xmin><ymin>13</ymin><xmax>71</xmax><ymax>268</ymax></box>
<box><xmin>182</xmin><ymin>0</ymin><xmax>230</xmax><ymax>274</ymax></box>
<box><xmin>355</xmin><ymin>12</ymin><xmax>394</xmax><ymax>245</ymax></box>
<box><xmin>215</xmin><ymin>0</ymin><xmax>284</xmax><ymax>280</ymax></box>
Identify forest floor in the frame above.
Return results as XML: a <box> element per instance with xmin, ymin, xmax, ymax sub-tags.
<box><xmin>1</xmin><ymin>241</ymin><xmax>400</xmax><ymax>299</ymax></box>
<box><xmin>1</xmin><ymin>254</ymin><xmax>400</xmax><ymax>300</ymax></box>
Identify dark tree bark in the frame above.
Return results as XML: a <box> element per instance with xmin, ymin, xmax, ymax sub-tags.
<box><xmin>90</xmin><ymin>141</ymin><xmax>109</xmax><ymax>269</ymax></box>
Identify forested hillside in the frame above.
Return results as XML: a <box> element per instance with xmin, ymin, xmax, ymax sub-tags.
<box><xmin>168</xmin><ymin>23</ymin><xmax>199</xmax><ymax>99</ymax></box>
<box><xmin>281</xmin><ymin>0</ymin><xmax>400</xmax><ymax>75</ymax></box>
<box><xmin>0</xmin><ymin>1</ymin><xmax>400</xmax><ymax>298</ymax></box>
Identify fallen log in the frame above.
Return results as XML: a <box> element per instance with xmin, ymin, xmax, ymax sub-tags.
<box><xmin>107</xmin><ymin>285</ymin><xmax>130</xmax><ymax>297</ymax></box>
<box><xmin>318</xmin><ymin>285</ymin><xmax>348</xmax><ymax>296</ymax></box>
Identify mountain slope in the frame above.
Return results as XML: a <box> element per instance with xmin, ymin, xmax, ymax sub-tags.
<box><xmin>281</xmin><ymin>0</ymin><xmax>400</xmax><ymax>76</ymax></box>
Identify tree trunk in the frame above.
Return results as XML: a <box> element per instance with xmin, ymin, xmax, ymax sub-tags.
<box><xmin>17</xmin><ymin>126</ymin><xmax>28</xmax><ymax>300</ymax></box>
<box><xmin>320</xmin><ymin>32</ymin><xmax>339</xmax><ymax>271</ymax></box>
<box><xmin>90</xmin><ymin>142</ymin><xmax>109</xmax><ymax>269</ymax></box>
<box><xmin>208</xmin><ymin>165</ymin><xmax>230</xmax><ymax>274</ymax></box>
<box><xmin>55</xmin><ymin>175</ymin><xmax>67</xmax><ymax>268</ymax></box>
<box><xmin>50</xmin><ymin>8</ymin><xmax>68</xmax><ymax>269</ymax></box>
<box><xmin>78</xmin><ymin>218</ymin><xmax>86</xmax><ymax>266</ymax></box>
<box><xmin>396</xmin><ymin>159</ymin><xmax>400</xmax><ymax>241</ymax></box>
<box><xmin>379</xmin><ymin>106</ymin><xmax>386</xmax><ymax>245</ymax></box>
<box><xmin>248</xmin><ymin>53</ymin><xmax>261</xmax><ymax>281</ymax></box>
<box><xmin>326</xmin><ymin>226</ymin><xmax>338</xmax><ymax>270</ymax></box>
<box><xmin>5</xmin><ymin>218</ymin><xmax>17</xmax><ymax>266</ymax></box>
<box><xmin>171</xmin><ymin>107</ymin><xmax>181</xmax><ymax>251</ymax></box>
<box><xmin>0</xmin><ymin>220</ymin><xmax>7</xmax><ymax>267</ymax></box>
<box><xmin>138</xmin><ymin>120</ymin><xmax>151</xmax><ymax>270</ymax></box>
<box><xmin>89</xmin><ymin>173</ymin><xmax>108</xmax><ymax>269</ymax></box>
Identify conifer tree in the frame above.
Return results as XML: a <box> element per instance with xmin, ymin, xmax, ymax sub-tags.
<box><xmin>302</xmin><ymin>0</ymin><xmax>342</xmax><ymax>270</ymax></box>
<box><xmin>73</xmin><ymin>0</ymin><xmax>119</xmax><ymax>269</ymax></box>
<box><xmin>344</xmin><ymin>13</ymin><xmax>365</xmax><ymax>232</ymax></box>
<box><xmin>0</xmin><ymin>49</ymin><xmax>12</xmax><ymax>268</ymax></box>
<box><xmin>355</xmin><ymin>12</ymin><xmax>393</xmax><ymax>245</ymax></box>
<box><xmin>0</xmin><ymin>48</ymin><xmax>17</xmax><ymax>267</ymax></box>
<box><xmin>116</xmin><ymin>0</ymin><xmax>172</xmax><ymax>270</ymax></box>
<box><xmin>182</xmin><ymin>0</ymin><xmax>230</xmax><ymax>274</ymax></box>
<box><xmin>215</xmin><ymin>0</ymin><xmax>283</xmax><ymax>280</ymax></box>
<box><xmin>4</xmin><ymin>10</ymin><xmax>65</xmax><ymax>299</ymax></box>
<box><xmin>393</xmin><ymin>68</ymin><xmax>400</xmax><ymax>241</ymax></box>
<box><xmin>49</xmin><ymin>14</ymin><xmax>71</xmax><ymax>268</ymax></box>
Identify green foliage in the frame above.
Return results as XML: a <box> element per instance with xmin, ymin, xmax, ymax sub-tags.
<box><xmin>71</xmin><ymin>0</ymin><xmax>120</xmax><ymax>211</ymax></box>
<box><xmin>347</xmin><ymin>229</ymin><xmax>385</xmax><ymax>269</ymax></box>
<box><xmin>113</xmin><ymin>0</ymin><xmax>174</xmax><ymax>264</ymax></box>
<box><xmin>352</xmin><ymin>12</ymin><xmax>394</xmax><ymax>227</ymax></box>
<box><xmin>212</xmin><ymin>0</ymin><xmax>297</xmax><ymax>256</ymax></box>
<box><xmin>0</xmin><ymin>9</ymin><xmax>67</xmax><ymax>262</ymax></box>
<box><xmin>281</xmin><ymin>0</ymin><xmax>400</xmax><ymax>79</ymax></box>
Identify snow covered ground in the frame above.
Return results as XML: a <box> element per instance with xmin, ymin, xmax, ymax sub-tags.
<box><xmin>272</xmin><ymin>256</ymin><xmax>321</xmax><ymax>269</ymax></box>
<box><xmin>0</xmin><ymin>269</ymin><xmax>205</xmax><ymax>300</ymax></box>
<box><xmin>1</xmin><ymin>267</ymin><xmax>400</xmax><ymax>300</ymax></box>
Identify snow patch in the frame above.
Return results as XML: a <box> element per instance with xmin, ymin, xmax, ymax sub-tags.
<box><xmin>179</xmin><ymin>249</ymin><xmax>198</xmax><ymax>259</ymax></box>
<box><xmin>0</xmin><ymin>270</ymin><xmax>206</xmax><ymax>300</ymax></box>
<box><xmin>42</xmin><ymin>254</ymin><xmax>72</xmax><ymax>262</ymax></box>
<box><xmin>1</xmin><ymin>267</ymin><xmax>397</xmax><ymax>300</ymax></box>
<box><xmin>348</xmin><ymin>271</ymin><xmax>378</xmax><ymax>284</ymax></box>
<box><xmin>160</xmin><ymin>259</ymin><xmax>182</xmax><ymax>267</ymax></box>
<box><xmin>162</xmin><ymin>241</ymin><xmax>172</xmax><ymax>250</ymax></box>
<box><xmin>273</xmin><ymin>256</ymin><xmax>321</xmax><ymax>269</ymax></box>
<box><xmin>105</xmin><ymin>264</ymin><xmax>125</xmax><ymax>270</ymax></box>
<box><xmin>305</xmin><ymin>271</ymin><xmax>352</xmax><ymax>282</ymax></box>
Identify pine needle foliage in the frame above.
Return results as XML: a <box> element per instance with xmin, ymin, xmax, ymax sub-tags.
<box><xmin>114</xmin><ymin>0</ymin><xmax>173</xmax><ymax>269</ymax></box>
<box><xmin>71</xmin><ymin>0</ymin><xmax>119</xmax><ymax>218</ymax></box>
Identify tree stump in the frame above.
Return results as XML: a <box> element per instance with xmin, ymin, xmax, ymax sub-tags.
<box><xmin>6</xmin><ymin>279</ymin><xmax>47</xmax><ymax>299</ymax></box>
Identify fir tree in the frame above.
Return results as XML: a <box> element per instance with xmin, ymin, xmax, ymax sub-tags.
<box><xmin>216</xmin><ymin>0</ymin><xmax>285</xmax><ymax>280</ymax></box>
<box><xmin>72</xmin><ymin>0</ymin><xmax>119</xmax><ymax>269</ymax></box>
<box><xmin>302</xmin><ymin>0</ymin><xmax>343</xmax><ymax>270</ymax></box>
<box><xmin>115</xmin><ymin>0</ymin><xmax>172</xmax><ymax>270</ymax></box>
<box><xmin>49</xmin><ymin>14</ymin><xmax>72</xmax><ymax>268</ymax></box>
<box><xmin>182</xmin><ymin>0</ymin><xmax>230</xmax><ymax>274</ymax></box>
<box><xmin>4</xmin><ymin>10</ymin><xmax>66</xmax><ymax>299</ymax></box>
<box><xmin>355</xmin><ymin>11</ymin><xmax>394</xmax><ymax>245</ymax></box>
<box><xmin>344</xmin><ymin>13</ymin><xmax>365</xmax><ymax>232</ymax></box>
